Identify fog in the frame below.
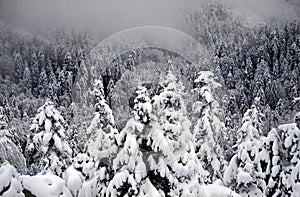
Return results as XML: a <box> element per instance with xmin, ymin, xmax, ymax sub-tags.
<box><xmin>0</xmin><ymin>0</ymin><xmax>192</xmax><ymax>37</ymax></box>
<box><xmin>0</xmin><ymin>0</ymin><xmax>299</xmax><ymax>38</ymax></box>
<box><xmin>223</xmin><ymin>0</ymin><xmax>299</xmax><ymax>24</ymax></box>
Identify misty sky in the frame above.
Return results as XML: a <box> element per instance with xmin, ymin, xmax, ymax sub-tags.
<box><xmin>0</xmin><ymin>0</ymin><xmax>299</xmax><ymax>38</ymax></box>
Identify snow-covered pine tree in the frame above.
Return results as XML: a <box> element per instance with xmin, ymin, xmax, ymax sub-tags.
<box><xmin>224</xmin><ymin>114</ymin><xmax>238</xmax><ymax>161</ymax></box>
<box><xmin>223</xmin><ymin>98</ymin><xmax>266</xmax><ymax>196</ymax></box>
<box><xmin>87</xmin><ymin>79</ymin><xmax>116</xmax><ymax>135</ymax></box>
<box><xmin>274</xmin><ymin>112</ymin><xmax>300</xmax><ymax>196</ymax></box>
<box><xmin>290</xmin><ymin>112</ymin><xmax>300</xmax><ymax>196</ymax></box>
<box><xmin>109</xmin><ymin>79</ymin><xmax>204</xmax><ymax>196</ymax></box>
<box><xmin>73</xmin><ymin>59</ymin><xmax>89</xmax><ymax>105</ymax></box>
<box><xmin>262</xmin><ymin>104</ymin><xmax>273</xmax><ymax>135</ymax></box>
<box><xmin>26</xmin><ymin>100</ymin><xmax>72</xmax><ymax>176</ymax></box>
<box><xmin>0</xmin><ymin>163</ymin><xmax>25</xmax><ymax>197</ymax></box>
<box><xmin>85</xmin><ymin>79</ymin><xmax>117</xmax><ymax>158</ymax></box>
<box><xmin>132</xmin><ymin>85</ymin><xmax>152</xmax><ymax>124</ymax></box>
<box><xmin>13</xmin><ymin>51</ymin><xmax>24</xmax><ymax>83</ymax></box>
<box><xmin>20</xmin><ymin>64</ymin><xmax>32</xmax><ymax>92</ymax></box>
<box><xmin>0</xmin><ymin>106</ymin><xmax>26</xmax><ymax>173</ymax></box>
<box><xmin>150</xmin><ymin>68</ymin><xmax>206</xmax><ymax>196</ymax></box>
<box><xmin>38</xmin><ymin>68</ymin><xmax>48</xmax><ymax>97</ymax></box>
<box><xmin>84</xmin><ymin>79</ymin><xmax>119</xmax><ymax>196</ymax></box>
<box><xmin>30</xmin><ymin>53</ymin><xmax>40</xmax><ymax>97</ymax></box>
<box><xmin>192</xmin><ymin>71</ymin><xmax>226</xmax><ymax>183</ymax></box>
<box><xmin>108</xmin><ymin>85</ymin><xmax>152</xmax><ymax>196</ymax></box>
<box><xmin>264</xmin><ymin>128</ymin><xmax>282</xmax><ymax>196</ymax></box>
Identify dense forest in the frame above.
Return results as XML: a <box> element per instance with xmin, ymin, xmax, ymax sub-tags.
<box><xmin>0</xmin><ymin>1</ymin><xmax>299</xmax><ymax>197</ymax></box>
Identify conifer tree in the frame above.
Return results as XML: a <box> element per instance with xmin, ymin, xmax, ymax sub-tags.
<box><xmin>108</xmin><ymin>85</ymin><xmax>153</xmax><ymax>196</ymax></box>
<box><xmin>192</xmin><ymin>71</ymin><xmax>226</xmax><ymax>183</ymax></box>
<box><xmin>109</xmin><ymin>70</ymin><xmax>206</xmax><ymax>196</ymax></box>
<box><xmin>264</xmin><ymin>128</ymin><xmax>282</xmax><ymax>196</ymax></box>
<box><xmin>150</xmin><ymin>68</ymin><xmax>206</xmax><ymax>196</ymax></box>
<box><xmin>26</xmin><ymin>100</ymin><xmax>72</xmax><ymax>176</ymax></box>
<box><xmin>85</xmin><ymin>79</ymin><xmax>118</xmax><ymax>196</ymax></box>
<box><xmin>21</xmin><ymin>63</ymin><xmax>32</xmax><ymax>93</ymax></box>
<box><xmin>86</xmin><ymin>79</ymin><xmax>118</xmax><ymax>160</ymax></box>
<box><xmin>38</xmin><ymin>68</ymin><xmax>48</xmax><ymax>97</ymax></box>
<box><xmin>273</xmin><ymin>112</ymin><xmax>300</xmax><ymax>196</ymax></box>
<box><xmin>13</xmin><ymin>51</ymin><xmax>24</xmax><ymax>83</ymax></box>
<box><xmin>30</xmin><ymin>53</ymin><xmax>39</xmax><ymax>96</ymax></box>
<box><xmin>0</xmin><ymin>106</ymin><xmax>26</xmax><ymax>172</ymax></box>
<box><xmin>224</xmin><ymin>100</ymin><xmax>266</xmax><ymax>196</ymax></box>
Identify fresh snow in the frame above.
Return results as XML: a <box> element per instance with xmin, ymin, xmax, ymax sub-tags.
<box><xmin>0</xmin><ymin>164</ymin><xmax>24</xmax><ymax>197</ymax></box>
<box><xmin>21</xmin><ymin>173</ymin><xmax>72</xmax><ymax>197</ymax></box>
<box><xmin>201</xmin><ymin>184</ymin><xmax>241</xmax><ymax>197</ymax></box>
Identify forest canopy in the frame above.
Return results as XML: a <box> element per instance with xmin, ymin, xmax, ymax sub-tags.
<box><xmin>0</xmin><ymin>1</ymin><xmax>299</xmax><ymax>196</ymax></box>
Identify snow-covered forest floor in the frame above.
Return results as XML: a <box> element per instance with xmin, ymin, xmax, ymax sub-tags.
<box><xmin>0</xmin><ymin>1</ymin><xmax>300</xmax><ymax>196</ymax></box>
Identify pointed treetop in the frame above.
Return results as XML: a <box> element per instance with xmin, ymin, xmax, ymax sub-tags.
<box><xmin>161</xmin><ymin>68</ymin><xmax>185</xmax><ymax>95</ymax></box>
<box><xmin>0</xmin><ymin>106</ymin><xmax>8</xmax><ymax>130</ymax></box>
<box><xmin>239</xmin><ymin>99</ymin><xmax>264</xmax><ymax>141</ymax></box>
<box><xmin>133</xmin><ymin>85</ymin><xmax>152</xmax><ymax>124</ymax></box>
<box><xmin>93</xmin><ymin>79</ymin><xmax>105</xmax><ymax>100</ymax></box>
<box><xmin>194</xmin><ymin>71</ymin><xmax>221</xmax><ymax>90</ymax></box>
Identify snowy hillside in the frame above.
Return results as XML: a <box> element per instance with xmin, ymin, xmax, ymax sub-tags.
<box><xmin>0</xmin><ymin>0</ymin><xmax>299</xmax><ymax>196</ymax></box>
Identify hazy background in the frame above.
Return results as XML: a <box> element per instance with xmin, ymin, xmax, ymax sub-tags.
<box><xmin>0</xmin><ymin>0</ymin><xmax>299</xmax><ymax>38</ymax></box>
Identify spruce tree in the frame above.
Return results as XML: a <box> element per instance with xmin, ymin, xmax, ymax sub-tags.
<box><xmin>274</xmin><ymin>112</ymin><xmax>300</xmax><ymax>196</ymax></box>
<box><xmin>38</xmin><ymin>68</ymin><xmax>48</xmax><ymax>97</ymax></box>
<box><xmin>26</xmin><ymin>100</ymin><xmax>72</xmax><ymax>176</ymax></box>
<box><xmin>223</xmin><ymin>100</ymin><xmax>266</xmax><ymax>196</ymax></box>
<box><xmin>264</xmin><ymin>128</ymin><xmax>282</xmax><ymax>196</ymax></box>
<box><xmin>13</xmin><ymin>51</ymin><xmax>24</xmax><ymax>83</ymax></box>
<box><xmin>108</xmin><ymin>85</ymin><xmax>152</xmax><ymax>196</ymax></box>
<box><xmin>20</xmin><ymin>64</ymin><xmax>32</xmax><ymax>93</ymax></box>
<box><xmin>192</xmin><ymin>71</ymin><xmax>226</xmax><ymax>183</ymax></box>
<box><xmin>85</xmin><ymin>79</ymin><xmax>118</xmax><ymax>196</ymax></box>
<box><xmin>150</xmin><ymin>69</ymin><xmax>206</xmax><ymax>196</ymax></box>
<box><xmin>86</xmin><ymin>79</ymin><xmax>118</xmax><ymax>161</ymax></box>
<box><xmin>0</xmin><ymin>106</ymin><xmax>26</xmax><ymax>173</ymax></box>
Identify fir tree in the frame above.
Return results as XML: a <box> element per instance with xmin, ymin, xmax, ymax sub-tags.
<box><xmin>26</xmin><ymin>100</ymin><xmax>72</xmax><ymax>176</ymax></box>
<box><xmin>273</xmin><ymin>112</ymin><xmax>300</xmax><ymax>196</ymax></box>
<box><xmin>0</xmin><ymin>106</ymin><xmax>26</xmax><ymax>173</ymax></box>
<box><xmin>20</xmin><ymin>63</ymin><xmax>32</xmax><ymax>92</ymax></box>
<box><xmin>192</xmin><ymin>71</ymin><xmax>226</xmax><ymax>183</ymax></box>
<box><xmin>224</xmin><ymin>100</ymin><xmax>266</xmax><ymax>196</ymax></box>
<box><xmin>86</xmin><ymin>79</ymin><xmax>118</xmax><ymax>160</ymax></box>
<box><xmin>38</xmin><ymin>68</ymin><xmax>48</xmax><ymax>97</ymax></box>
<box><xmin>13</xmin><ymin>51</ymin><xmax>24</xmax><ymax>83</ymax></box>
<box><xmin>30</xmin><ymin>53</ymin><xmax>40</xmax><ymax>97</ymax></box>
<box><xmin>150</xmin><ymin>68</ymin><xmax>206</xmax><ymax>195</ymax></box>
<box><xmin>108</xmin><ymin>85</ymin><xmax>153</xmax><ymax>196</ymax></box>
<box><xmin>85</xmin><ymin>79</ymin><xmax>118</xmax><ymax>196</ymax></box>
<box><xmin>264</xmin><ymin>128</ymin><xmax>282</xmax><ymax>196</ymax></box>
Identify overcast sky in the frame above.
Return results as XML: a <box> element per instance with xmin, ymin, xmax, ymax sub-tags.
<box><xmin>0</xmin><ymin>0</ymin><xmax>299</xmax><ymax>38</ymax></box>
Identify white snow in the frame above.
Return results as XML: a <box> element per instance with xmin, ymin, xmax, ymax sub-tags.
<box><xmin>201</xmin><ymin>184</ymin><xmax>241</xmax><ymax>197</ymax></box>
<box><xmin>21</xmin><ymin>173</ymin><xmax>72</xmax><ymax>197</ymax></box>
<box><xmin>45</xmin><ymin>119</ymin><xmax>52</xmax><ymax>132</ymax></box>
<box><xmin>237</xmin><ymin>168</ymin><xmax>253</xmax><ymax>184</ymax></box>
<box><xmin>138</xmin><ymin>178</ymin><xmax>160</xmax><ymax>197</ymax></box>
<box><xmin>0</xmin><ymin>164</ymin><xmax>24</xmax><ymax>197</ymax></box>
<box><xmin>65</xmin><ymin>166</ymin><xmax>84</xmax><ymax>197</ymax></box>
